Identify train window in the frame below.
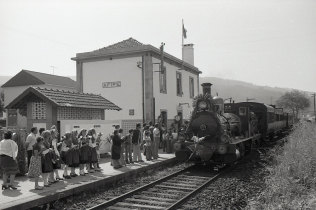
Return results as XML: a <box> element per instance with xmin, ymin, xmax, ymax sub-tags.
<box><xmin>267</xmin><ymin>112</ymin><xmax>275</xmax><ymax>123</ymax></box>
<box><xmin>239</xmin><ymin>107</ymin><xmax>247</xmax><ymax>116</ymax></box>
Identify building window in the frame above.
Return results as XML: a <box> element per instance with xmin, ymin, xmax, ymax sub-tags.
<box><xmin>189</xmin><ymin>77</ymin><xmax>194</xmax><ymax>98</ymax></box>
<box><xmin>159</xmin><ymin>66</ymin><xmax>167</xmax><ymax>93</ymax></box>
<box><xmin>32</xmin><ymin>102</ymin><xmax>46</xmax><ymax>120</ymax></box>
<box><xmin>57</xmin><ymin>107</ymin><xmax>102</xmax><ymax>120</ymax></box>
<box><xmin>176</xmin><ymin>72</ymin><xmax>182</xmax><ymax>96</ymax></box>
<box><xmin>129</xmin><ymin>109</ymin><xmax>135</xmax><ymax>116</ymax></box>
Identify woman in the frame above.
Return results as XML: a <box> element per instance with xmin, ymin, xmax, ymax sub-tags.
<box><xmin>111</xmin><ymin>130</ymin><xmax>122</xmax><ymax>169</ymax></box>
<box><xmin>28</xmin><ymin>136</ymin><xmax>44</xmax><ymax>190</ymax></box>
<box><xmin>60</xmin><ymin>133</ymin><xmax>72</xmax><ymax>179</ymax></box>
<box><xmin>0</xmin><ymin>131</ymin><xmax>19</xmax><ymax>190</ymax></box>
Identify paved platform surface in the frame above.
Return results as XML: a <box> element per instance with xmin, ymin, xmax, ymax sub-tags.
<box><xmin>0</xmin><ymin>150</ymin><xmax>176</xmax><ymax>210</ymax></box>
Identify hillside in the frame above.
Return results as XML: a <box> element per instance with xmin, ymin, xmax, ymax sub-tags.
<box><xmin>199</xmin><ymin>77</ymin><xmax>289</xmax><ymax>104</ymax></box>
<box><xmin>200</xmin><ymin>77</ymin><xmax>314</xmax><ymax>114</ymax></box>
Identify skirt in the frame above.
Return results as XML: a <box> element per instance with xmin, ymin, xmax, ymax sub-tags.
<box><xmin>90</xmin><ymin>147</ymin><xmax>98</xmax><ymax>163</ymax></box>
<box><xmin>28</xmin><ymin>156</ymin><xmax>42</xmax><ymax>177</ymax></box>
<box><xmin>61</xmin><ymin>151</ymin><xmax>70</xmax><ymax>166</ymax></box>
<box><xmin>79</xmin><ymin>145</ymin><xmax>91</xmax><ymax>164</ymax></box>
<box><xmin>0</xmin><ymin>155</ymin><xmax>19</xmax><ymax>175</ymax></box>
<box><xmin>68</xmin><ymin>148</ymin><xmax>80</xmax><ymax>167</ymax></box>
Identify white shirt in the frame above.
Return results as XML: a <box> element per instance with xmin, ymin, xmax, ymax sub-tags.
<box><xmin>26</xmin><ymin>133</ymin><xmax>37</xmax><ymax>151</ymax></box>
<box><xmin>153</xmin><ymin>128</ymin><xmax>160</xmax><ymax>137</ymax></box>
<box><xmin>51</xmin><ymin>139</ymin><xmax>60</xmax><ymax>156</ymax></box>
<box><xmin>0</xmin><ymin>139</ymin><xmax>18</xmax><ymax>160</ymax></box>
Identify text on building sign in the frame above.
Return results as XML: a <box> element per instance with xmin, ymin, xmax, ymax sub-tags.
<box><xmin>102</xmin><ymin>81</ymin><xmax>121</xmax><ymax>88</ymax></box>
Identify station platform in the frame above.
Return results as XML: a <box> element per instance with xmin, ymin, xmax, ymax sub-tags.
<box><xmin>0</xmin><ymin>150</ymin><xmax>176</xmax><ymax>210</ymax></box>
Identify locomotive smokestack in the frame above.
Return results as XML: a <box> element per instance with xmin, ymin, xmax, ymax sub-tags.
<box><xmin>201</xmin><ymin>83</ymin><xmax>212</xmax><ymax>95</ymax></box>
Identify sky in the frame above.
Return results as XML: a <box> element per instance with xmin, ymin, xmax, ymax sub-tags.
<box><xmin>0</xmin><ymin>0</ymin><xmax>315</xmax><ymax>92</ymax></box>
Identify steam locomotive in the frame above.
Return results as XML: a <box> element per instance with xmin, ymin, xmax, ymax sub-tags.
<box><xmin>174</xmin><ymin>83</ymin><xmax>293</xmax><ymax>164</ymax></box>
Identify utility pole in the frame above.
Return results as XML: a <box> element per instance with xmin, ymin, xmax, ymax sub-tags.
<box><xmin>246</xmin><ymin>97</ymin><xmax>255</xmax><ymax>102</ymax></box>
<box><xmin>50</xmin><ymin>65</ymin><xmax>56</xmax><ymax>75</ymax></box>
<box><xmin>312</xmin><ymin>93</ymin><xmax>316</xmax><ymax>121</ymax></box>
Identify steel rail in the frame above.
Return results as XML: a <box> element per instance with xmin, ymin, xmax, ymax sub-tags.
<box><xmin>166</xmin><ymin>170</ymin><xmax>224</xmax><ymax>210</ymax></box>
<box><xmin>87</xmin><ymin>165</ymin><xmax>195</xmax><ymax>210</ymax></box>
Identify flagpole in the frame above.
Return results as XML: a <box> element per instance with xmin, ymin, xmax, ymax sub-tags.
<box><xmin>182</xmin><ymin>19</ymin><xmax>184</xmax><ymax>60</ymax></box>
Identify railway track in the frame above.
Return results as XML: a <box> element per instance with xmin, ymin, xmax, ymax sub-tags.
<box><xmin>88</xmin><ymin>164</ymin><xmax>229</xmax><ymax>210</ymax></box>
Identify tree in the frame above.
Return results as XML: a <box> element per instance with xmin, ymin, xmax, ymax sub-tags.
<box><xmin>276</xmin><ymin>90</ymin><xmax>310</xmax><ymax>120</ymax></box>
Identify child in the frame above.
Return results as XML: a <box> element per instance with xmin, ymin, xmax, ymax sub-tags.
<box><xmin>60</xmin><ymin>133</ymin><xmax>71</xmax><ymax>179</ymax></box>
<box><xmin>69</xmin><ymin>131</ymin><xmax>80</xmax><ymax>177</ymax></box>
<box><xmin>143</xmin><ymin>131</ymin><xmax>153</xmax><ymax>161</ymax></box>
<box><xmin>124</xmin><ymin>129</ymin><xmax>133</xmax><ymax>164</ymax></box>
<box><xmin>87</xmin><ymin>129</ymin><xmax>100</xmax><ymax>172</ymax></box>
<box><xmin>49</xmin><ymin>128</ymin><xmax>63</xmax><ymax>182</ymax></box>
<box><xmin>41</xmin><ymin>139</ymin><xmax>54</xmax><ymax>187</ymax></box>
<box><xmin>79</xmin><ymin>136</ymin><xmax>91</xmax><ymax>175</ymax></box>
<box><xmin>96</xmin><ymin>133</ymin><xmax>102</xmax><ymax>168</ymax></box>
<box><xmin>28</xmin><ymin>136</ymin><xmax>44</xmax><ymax>190</ymax></box>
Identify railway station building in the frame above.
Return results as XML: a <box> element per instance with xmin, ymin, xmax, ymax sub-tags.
<box><xmin>72</xmin><ymin>38</ymin><xmax>202</xmax><ymax>132</ymax></box>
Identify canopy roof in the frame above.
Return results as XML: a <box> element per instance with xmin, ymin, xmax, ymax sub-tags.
<box><xmin>6</xmin><ymin>87</ymin><xmax>121</xmax><ymax>111</ymax></box>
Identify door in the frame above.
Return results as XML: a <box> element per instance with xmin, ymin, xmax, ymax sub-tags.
<box><xmin>160</xmin><ymin>110</ymin><xmax>168</xmax><ymax>129</ymax></box>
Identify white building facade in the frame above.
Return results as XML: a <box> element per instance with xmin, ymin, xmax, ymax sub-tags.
<box><xmin>72</xmin><ymin>38</ymin><xmax>201</xmax><ymax>132</ymax></box>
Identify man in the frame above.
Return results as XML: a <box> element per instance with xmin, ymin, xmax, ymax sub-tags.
<box><xmin>153</xmin><ymin>124</ymin><xmax>160</xmax><ymax>159</ymax></box>
<box><xmin>124</xmin><ymin>129</ymin><xmax>133</xmax><ymax>164</ymax></box>
<box><xmin>132</xmin><ymin>123</ymin><xmax>144</xmax><ymax>162</ymax></box>
<box><xmin>148</xmin><ymin>121</ymin><xmax>154</xmax><ymax>141</ymax></box>
<box><xmin>25</xmin><ymin>127</ymin><xmax>38</xmax><ymax>168</ymax></box>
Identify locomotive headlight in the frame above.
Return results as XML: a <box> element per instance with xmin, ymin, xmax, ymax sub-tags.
<box><xmin>198</xmin><ymin>101</ymin><xmax>207</xmax><ymax>109</ymax></box>
<box><xmin>217</xmin><ymin>145</ymin><xmax>227</xmax><ymax>154</ymax></box>
<box><xmin>220</xmin><ymin>134</ymin><xmax>230</xmax><ymax>143</ymax></box>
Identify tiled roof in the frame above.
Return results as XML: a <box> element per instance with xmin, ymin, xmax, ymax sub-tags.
<box><xmin>95</xmin><ymin>38</ymin><xmax>143</xmax><ymax>52</ymax></box>
<box><xmin>6</xmin><ymin>87</ymin><xmax>121</xmax><ymax>111</ymax></box>
<box><xmin>72</xmin><ymin>37</ymin><xmax>201</xmax><ymax>73</ymax></box>
<box><xmin>2</xmin><ymin>70</ymin><xmax>77</xmax><ymax>88</ymax></box>
<box><xmin>77</xmin><ymin>37</ymin><xmax>146</xmax><ymax>58</ymax></box>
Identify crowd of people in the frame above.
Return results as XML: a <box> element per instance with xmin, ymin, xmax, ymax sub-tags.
<box><xmin>0</xmin><ymin>121</ymin><xmax>185</xmax><ymax>191</ymax></box>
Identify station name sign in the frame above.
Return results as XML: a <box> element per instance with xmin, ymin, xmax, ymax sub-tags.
<box><xmin>102</xmin><ymin>81</ymin><xmax>121</xmax><ymax>88</ymax></box>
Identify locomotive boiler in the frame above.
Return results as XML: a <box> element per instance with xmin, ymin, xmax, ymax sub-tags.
<box><xmin>174</xmin><ymin>83</ymin><xmax>259</xmax><ymax>164</ymax></box>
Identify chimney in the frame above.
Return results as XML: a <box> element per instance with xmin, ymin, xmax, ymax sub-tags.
<box><xmin>201</xmin><ymin>83</ymin><xmax>212</xmax><ymax>95</ymax></box>
<box><xmin>182</xmin><ymin>44</ymin><xmax>194</xmax><ymax>66</ymax></box>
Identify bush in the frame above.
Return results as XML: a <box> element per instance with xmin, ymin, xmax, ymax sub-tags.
<box><xmin>249</xmin><ymin>122</ymin><xmax>316</xmax><ymax>209</ymax></box>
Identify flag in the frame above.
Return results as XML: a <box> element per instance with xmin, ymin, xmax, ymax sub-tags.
<box><xmin>182</xmin><ymin>23</ymin><xmax>187</xmax><ymax>39</ymax></box>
